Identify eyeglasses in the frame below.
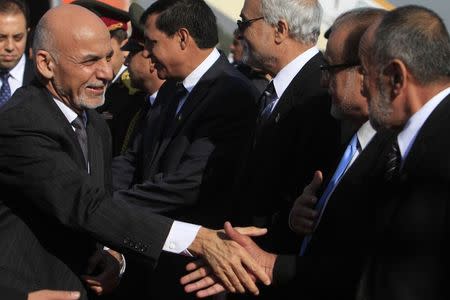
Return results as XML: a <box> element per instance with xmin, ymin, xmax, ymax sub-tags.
<box><xmin>320</xmin><ymin>62</ymin><xmax>360</xmax><ymax>80</ymax></box>
<box><xmin>237</xmin><ymin>16</ymin><xmax>264</xmax><ymax>31</ymax></box>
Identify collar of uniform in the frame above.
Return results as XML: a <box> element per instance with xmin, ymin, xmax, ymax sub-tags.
<box><xmin>357</xmin><ymin>120</ymin><xmax>377</xmax><ymax>151</ymax></box>
<box><xmin>148</xmin><ymin>90</ymin><xmax>158</xmax><ymax>106</ymax></box>
<box><xmin>53</xmin><ymin>97</ymin><xmax>88</xmax><ymax>126</ymax></box>
<box><xmin>112</xmin><ymin>64</ymin><xmax>127</xmax><ymax>84</ymax></box>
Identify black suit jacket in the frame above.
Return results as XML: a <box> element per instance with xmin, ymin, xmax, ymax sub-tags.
<box><xmin>236</xmin><ymin>52</ymin><xmax>341</xmax><ymax>253</ymax></box>
<box><xmin>111</xmin><ymin>54</ymin><xmax>258</xmax><ymax>299</ymax></box>
<box><xmin>272</xmin><ymin>129</ymin><xmax>394</xmax><ymax>300</ymax></box>
<box><xmin>0</xmin><ymin>83</ymin><xmax>174</xmax><ymax>299</ymax></box>
<box><xmin>358</xmin><ymin>93</ymin><xmax>450</xmax><ymax>300</ymax></box>
<box><xmin>22</xmin><ymin>57</ymin><xmax>35</xmax><ymax>86</ymax></box>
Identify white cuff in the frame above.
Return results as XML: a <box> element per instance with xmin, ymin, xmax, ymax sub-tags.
<box><xmin>163</xmin><ymin>221</ymin><xmax>201</xmax><ymax>257</ymax></box>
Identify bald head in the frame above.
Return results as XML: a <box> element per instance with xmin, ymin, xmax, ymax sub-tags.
<box><xmin>32</xmin><ymin>4</ymin><xmax>114</xmax><ymax>114</ymax></box>
<box><xmin>33</xmin><ymin>4</ymin><xmax>110</xmax><ymax>58</ymax></box>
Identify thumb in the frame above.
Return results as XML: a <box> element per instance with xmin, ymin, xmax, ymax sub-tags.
<box><xmin>305</xmin><ymin>170</ymin><xmax>323</xmax><ymax>194</ymax></box>
<box><xmin>224</xmin><ymin>221</ymin><xmax>248</xmax><ymax>246</ymax></box>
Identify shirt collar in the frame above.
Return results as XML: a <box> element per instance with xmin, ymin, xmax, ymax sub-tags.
<box><xmin>271</xmin><ymin>47</ymin><xmax>319</xmax><ymax>98</ymax></box>
<box><xmin>182</xmin><ymin>48</ymin><xmax>220</xmax><ymax>93</ymax></box>
<box><xmin>9</xmin><ymin>54</ymin><xmax>26</xmax><ymax>82</ymax></box>
<box><xmin>398</xmin><ymin>86</ymin><xmax>450</xmax><ymax>160</ymax></box>
<box><xmin>148</xmin><ymin>90</ymin><xmax>158</xmax><ymax>106</ymax></box>
<box><xmin>112</xmin><ymin>65</ymin><xmax>127</xmax><ymax>83</ymax></box>
<box><xmin>357</xmin><ymin>120</ymin><xmax>377</xmax><ymax>151</ymax></box>
<box><xmin>53</xmin><ymin>98</ymin><xmax>87</xmax><ymax>126</ymax></box>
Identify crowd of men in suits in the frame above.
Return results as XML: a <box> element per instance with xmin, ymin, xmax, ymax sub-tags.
<box><xmin>0</xmin><ymin>0</ymin><xmax>449</xmax><ymax>300</ymax></box>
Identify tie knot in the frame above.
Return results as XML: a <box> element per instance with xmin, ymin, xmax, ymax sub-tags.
<box><xmin>175</xmin><ymin>82</ymin><xmax>188</xmax><ymax>99</ymax></box>
<box><xmin>71</xmin><ymin>116</ymin><xmax>85</xmax><ymax>129</ymax></box>
<box><xmin>264</xmin><ymin>81</ymin><xmax>275</xmax><ymax>97</ymax></box>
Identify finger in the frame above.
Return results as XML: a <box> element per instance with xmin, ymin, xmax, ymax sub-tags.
<box><xmin>304</xmin><ymin>170</ymin><xmax>323</xmax><ymax>194</ymax></box>
<box><xmin>89</xmin><ymin>285</ymin><xmax>103</xmax><ymax>296</ymax></box>
<box><xmin>33</xmin><ymin>290</ymin><xmax>81</xmax><ymax>300</ymax></box>
<box><xmin>180</xmin><ymin>266</ymin><xmax>211</xmax><ymax>285</ymax></box>
<box><xmin>81</xmin><ymin>277</ymin><xmax>101</xmax><ymax>287</ymax></box>
<box><xmin>234</xmin><ymin>226</ymin><xmax>267</xmax><ymax>237</ymax></box>
<box><xmin>213</xmin><ymin>268</ymin><xmax>236</xmax><ymax>293</ymax></box>
<box><xmin>196</xmin><ymin>284</ymin><xmax>226</xmax><ymax>298</ymax></box>
<box><xmin>230</xmin><ymin>259</ymin><xmax>259</xmax><ymax>295</ymax></box>
<box><xmin>224</xmin><ymin>222</ymin><xmax>249</xmax><ymax>245</ymax></box>
<box><xmin>183</xmin><ymin>275</ymin><xmax>217</xmax><ymax>293</ymax></box>
<box><xmin>185</xmin><ymin>259</ymin><xmax>205</xmax><ymax>271</ymax></box>
<box><xmin>296</xmin><ymin>206</ymin><xmax>318</xmax><ymax>220</ymax></box>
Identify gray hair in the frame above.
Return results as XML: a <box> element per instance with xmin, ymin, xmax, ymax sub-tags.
<box><xmin>261</xmin><ymin>0</ymin><xmax>322</xmax><ymax>45</ymax></box>
<box><xmin>330</xmin><ymin>7</ymin><xmax>386</xmax><ymax>63</ymax></box>
<box><xmin>32</xmin><ymin>18</ymin><xmax>59</xmax><ymax>62</ymax></box>
<box><xmin>373</xmin><ymin>5</ymin><xmax>450</xmax><ymax>84</ymax></box>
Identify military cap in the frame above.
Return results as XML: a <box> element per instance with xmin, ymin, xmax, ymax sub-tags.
<box><xmin>121</xmin><ymin>3</ymin><xmax>145</xmax><ymax>52</ymax></box>
<box><xmin>71</xmin><ymin>0</ymin><xmax>130</xmax><ymax>31</ymax></box>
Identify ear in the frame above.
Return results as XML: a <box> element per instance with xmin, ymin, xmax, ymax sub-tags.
<box><xmin>35</xmin><ymin>50</ymin><xmax>54</xmax><ymax>79</ymax></box>
<box><xmin>274</xmin><ymin>19</ymin><xmax>289</xmax><ymax>44</ymax></box>
<box><xmin>177</xmin><ymin>28</ymin><xmax>189</xmax><ymax>50</ymax></box>
<box><xmin>383</xmin><ymin>59</ymin><xmax>405</xmax><ymax>98</ymax></box>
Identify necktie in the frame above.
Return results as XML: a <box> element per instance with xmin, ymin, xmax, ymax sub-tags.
<box><xmin>258</xmin><ymin>81</ymin><xmax>276</xmax><ymax>121</ymax></box>
<box><xmin>384</xmin><ymin>139</ymin><xmax>401</xmax><ymax>182</ymax></box>
<box><xmin>0</xmin><ymin>71</ymin><xmax>11</xmax><ymax>107</ymax></box>
<box><xmin>174</xmin><ymin>82</ymin><xmax>188</xmax><ymax>116</ymax></box>
<box><xmin>299</xmin><ymin>134</ymin><xmax>359</xmax><ymax>256</ymax></box>
<box><xmin>72</xmin><ymin>116</ymin><xmax>89</xmax><ymax>166</ymax></box>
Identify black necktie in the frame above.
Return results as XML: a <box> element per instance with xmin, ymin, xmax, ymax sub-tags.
<box><xmin>174</xmin><ymin>82</ymin><xmax>188</xmax><ymax>118</ymax></box>
<box><xmin>72</xmin><ymin>116</ymin><xmax>88</xmax><ymax>166</ymax></box>
<box><xmin>384</xmin><ymin>139</ymin><xmax>401</xmax><ymax>182</ymax></box>
<box><xmin>258</xmin><ymin>81</ymin><xmax>276</xmax><ymax>121</ymax></box>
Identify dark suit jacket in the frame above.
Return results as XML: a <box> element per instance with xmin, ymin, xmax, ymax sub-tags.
<box><xmin>235</xmin><ymin>52</ymin><xmax>341</xmax><ymax>253</ymax></box>
<box><xmin>358</xmin><ymin>93</ymin><xmax>450</xmax><ymax>300</ymax></box>
<box><xmin>0</xmin><ymin>83</ymin><xmax>174</xmax><ymax>299</ymax></box>
<box><xmin>2</xmin><ymin>286</ymin><xmax>26</xmax><ymax>300</ymax></box>
<box><xmin>22</xmin><ymin>57</ymin><xmax>35</xmax><ymax>86</ymax></box>
<box><xmin>111</xmin><ymin>54</ymin><xmax>258</xmax><ymax>299</ymax></box>
<box><xmin>272</xmin><ymin>129</ymin><xmax>394</xmax><ymax>300</ymax></box>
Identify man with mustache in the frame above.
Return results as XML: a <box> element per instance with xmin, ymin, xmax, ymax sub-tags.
<box><xmin>0</xmin><ymin>4</ymin><xmax>269</xmax><ymax>299</ymax></box>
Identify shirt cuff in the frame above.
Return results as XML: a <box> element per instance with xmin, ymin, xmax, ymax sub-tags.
<box><xmin>103</xmin><ymin>246</ymin><xmax>127</xmax><ymax>277</ymax></box>
<box><xmin>163</xmin><ymin>220</ymin><xmax>201</xmax><ymax>257</ymax></box>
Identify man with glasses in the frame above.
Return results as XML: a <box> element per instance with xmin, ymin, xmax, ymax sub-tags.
<box><xmin>181</xmin><ymin>7</ymin><xmax>391</xmax><ymax>300</ymax></box>
<box><xmin>232</xmin><ymin>0</ymin><xmax>340</xmax><ymax>267</ymax></box>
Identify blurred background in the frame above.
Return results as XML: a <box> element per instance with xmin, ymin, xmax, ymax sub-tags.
<box><xmin>28</xmin><ymin>0</ymin><xmax>450</xmax><ymax>53</ymax></box>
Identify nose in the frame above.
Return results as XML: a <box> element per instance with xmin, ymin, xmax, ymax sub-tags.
<box><xmin>97</xmin><ymin>59</ymin><xmax>113</xmax><ymax>82</ymax></box>
<box><xmin>5</xmin><ymin>38</ymin><xmax>14</xmax><ymax>51</ymax></box>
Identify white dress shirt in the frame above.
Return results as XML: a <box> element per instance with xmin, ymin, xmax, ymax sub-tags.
<box><xmin>162</xmin><ymin>50</ymin><xmax>222</xmax><ymax>255</ymax></box>
<box><xmin>397</xmin><ymin>87</ymin><xmax>450</xmax><ymax>166</ymax></box>
<box><xmin>112</xmin><ymin>64</ymin><xmax>127</xmax><ymax>84</ymax></box>
<box><xmin>268</xmin><ymin>47</ymin><xmax>319</xmax><ymax>113</ymax></box>
<box><xmin>0</xmin><ymin>54</ymin><xmax>26</xmax><ymax>96</ymax></box>
<box><xmin>175</xmin><ymin>48</ymin><xmax>220</xmax><ymax>114</ymax></box>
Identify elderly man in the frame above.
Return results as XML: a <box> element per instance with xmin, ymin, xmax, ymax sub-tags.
<box><xmin>181</xmin><ymin>7</ymin><xmax>389</xmax><ymax>300</ymax></box>
<box><xmin>356</xmin><ymin>5</ymin><xmax>450</xmax><ymax>300</ymax></box>
<box><xmin>0</xmin><ymin>0</ymin><xmax>34</xmax><ymax>107</ymax></box>
<box><xmin>233</xmin><ymin>0</ymin><xmax>340</xmax><ymax>258</ymax></box>
<box><xmin>0</xmin><ymin>4</ymin><xmax>269</xmax><ymax>299</ymax></box>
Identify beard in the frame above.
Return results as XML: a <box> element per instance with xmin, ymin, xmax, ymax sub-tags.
<box><xmin>368</xmin><ymin>78</ymin><xmax>393</xmax><ymax>130</ymax></box>
<box><xmin>53</xmin><ymin>79</ymin><xmax>105</xmax><ymax>111</ymax></box>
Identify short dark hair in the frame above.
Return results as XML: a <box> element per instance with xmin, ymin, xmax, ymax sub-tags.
<box><xmin>332</xmin><ymin>8</ymin><xmax>386</xmax><ymax>64</ymax></box>
<box><xmin>141</xmin><ymin>0</ymin><xmax>218</xmax><ymax>49</ymax></box>
<box><xmin>110</xmin><ymin>28</ymin><xmax>128</xmax><ymax>43</ymax></box>
<box><xmin>373</xmin><ymin>5</ymin><xmax>450</xmax><ymax>84</ymax></box>
<box><xmin>0</xmin><ymin>0</ymin><xmax>29</xmax><ymax>28</ymax></box>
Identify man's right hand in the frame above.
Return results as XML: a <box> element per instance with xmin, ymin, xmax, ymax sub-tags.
<box><xmin>289</xmin><ymin>170</ymin><xmax>322</xmax><ymax>235</ymax></box>
<box><xmin>182</xmin><ymin>222</ymin><xmax>276</xmax><ymax>298</ymax></box>
<box><xmin>28</xmin><ymin>290</ymin><xmax>80</xmax><ymax>300</ymax></box>
<box><xmin>187</xmin><ymin>223</ymin><xmax>271</xmax><ymax>296</ymax></box>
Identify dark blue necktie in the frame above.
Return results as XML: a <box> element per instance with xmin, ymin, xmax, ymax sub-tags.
<box><xmin>299</xmin><ymin>134</ymin><xmax>359</xmax><ymax>256</ymax></box>
<box><xmin>72</xmin><ymin>116</ymin><xmax>89</xmax><ymax>167</ymax></box>
<box><xmin>0</xmin><ymin>71</ymin><xmax>11</xmax><ymax>107</ymax></box>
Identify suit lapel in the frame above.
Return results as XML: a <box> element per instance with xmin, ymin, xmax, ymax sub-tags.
<box><xmin>149</xmin><ymin>55</ymin><xmax>225</xmax><ymax>167</ymax></box>
<box><xmin>377</xmin><ymin>94</ymin><xmax>450</xmax><ymax>233</ymax></box>
<box><xmin>86</xmin><ymin>110</ymin><xmax>104</xmax><ymax>185</ymax></box>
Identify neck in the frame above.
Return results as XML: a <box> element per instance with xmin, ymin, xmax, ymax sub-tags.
<box><xmin>271</xmin><ymin>40</ymin><xmax>313</xmax><ymax>75</ymax></box>
<box><xmin>179</xmin><ymin>48</ymin><xmax>214</xmax><ymax>80</ymax></box>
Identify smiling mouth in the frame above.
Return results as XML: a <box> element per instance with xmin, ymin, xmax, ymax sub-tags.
<box><xmin>86</xmin><ymin>86</ymin><xmax>105</xmax><ymax>95</ymax></box>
